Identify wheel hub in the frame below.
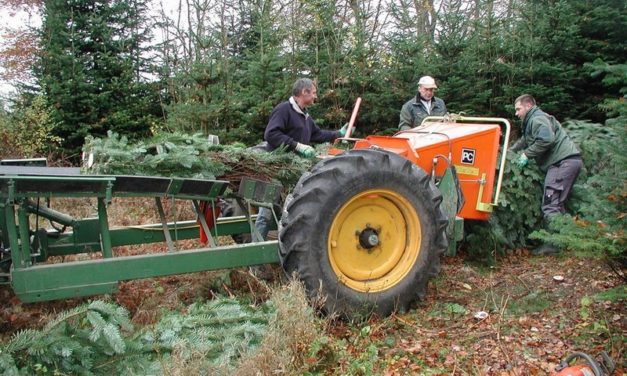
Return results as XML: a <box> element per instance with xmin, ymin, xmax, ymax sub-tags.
<box><xmin>328</xmin><ymin>189</ymin><xmax>422</xmax><ymax>292</ymax></box>
<box><xmin>358</xmin><ymin>227</ymin><xmax>379</xmax><ymax>249</ymax></box>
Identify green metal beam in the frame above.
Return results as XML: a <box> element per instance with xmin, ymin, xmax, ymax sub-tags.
<box><xmin>3</xmin><ymin>203</ymin><xmax>21</xmax><ymax>268</ymax></box>
<box><xmin>44</xmin><ymin>216</ymin><xmax>260</xmax><ymax>256</ymax></box>
<box><xmin>13</xmin><ymin>241</ymin><xmax>280</xmax><ymax>303</ymax></box>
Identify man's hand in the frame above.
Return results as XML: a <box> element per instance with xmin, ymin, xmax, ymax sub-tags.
<box><xmin>295</xmin><ymin>142</ymin><xmax>316</xmax><ymax>158</ymax></box>
<box><xmin>517</xmin><ymin>153</ymin><xmax>529</xmax><ymax>168</ymax></box>
<box><xmin>339</xmin><ymin>123</ymin><xmax>349</xmax><ymax>137</ymax></box>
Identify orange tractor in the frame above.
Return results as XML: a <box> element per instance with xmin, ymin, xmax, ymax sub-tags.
<box><xmin>278</xmin><ymin>101</ymin><xmax>511</xmax><ymax>317</ymax></box>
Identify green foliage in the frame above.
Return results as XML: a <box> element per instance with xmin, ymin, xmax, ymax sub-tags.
<box><xmin>0</xmin><ymin>106</ymin><xmax>14</xmax><ymax>160</ymax></box>
<box><xmin>82</xmin><ymin>131</ymin><xmax>314</xmax><ymax>191</ymax></box>
<box><xmin>592</xmin><ymin>285</ymin><xmax>626</xmax><ymax>303</ymax></box>
<box><xmin>0</xmin><ymin>95</ymin><xmax>62</xmax><ymax>158</ymax></box>
<box><xmin>144</xmin><ymin>297</ymin><xmax>274</xmax><ymax>367</ymax></box>
<box><xmin>576</xmin><ymin>292</ymin><xmax>619</xmax><ymax>347</ymax></box>
<box><xmin>36</xmin><ymin>0</ymin><xmax>160</xmax><ymax>160</ymax></box>
<box><xmin>0</xmin><ymin>300</ymin><xmax>144</xmax><ymax>375</ymax></box>
<box><xmin>562</xmin><ymin>120</ymin><xmax>615</xmax><ymax>177</ymax></box>
<box><xmin>345</xmin><ymin>342</ymin><xmax>379</xmax><ymax>376</ymax></box>
<box><xmin>531</xmin><ymin>215</ymin><xmax>624</xmax><ymax>258</ymax></box>
<box><xmin>507</xmin><ymin>291</ymin><xmax>552</xmax><ymax>316</ymax></box>
<box><xmin>586</xmin><ymin>59</ymin><xmax>627</xmax><ymax>94</ymax></box>
<box><xmin>7</xmin><ymin>96</ymin><xmax>62</xmax><ymax>157</ymax></box>
<box><xmin>0</xmin><ymin>297</ymin><xmax>277</xmax><ymax>375</ymax></box>
<box><xmin>464</xmin><ymin>153</ymin><xmax>544</xmax><ymax>258</ymax></box>
<box><xmin>0</xmin><ymin>281</ymin><xmax>330</xmax><ymax>375</ymax></box>
<box><xmin>429</xmin><ymin>302</ymin><xmax>467</xmax><ymax>319</ymax></box>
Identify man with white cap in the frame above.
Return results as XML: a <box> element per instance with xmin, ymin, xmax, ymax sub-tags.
<box><xmin>399</xmin><ymin>75</ymin><xmax>447</xmax><ymax>130</ymax></box>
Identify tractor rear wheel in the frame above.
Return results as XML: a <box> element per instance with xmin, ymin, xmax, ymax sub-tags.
<box><xmin>279</xmin><ymin>149</ymin><xmax>448</xmax><ymax>318</ymax></box>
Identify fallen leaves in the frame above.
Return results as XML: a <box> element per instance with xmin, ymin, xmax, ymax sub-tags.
<box><xmin>0</xmin><ymin>252</ymin><xmax>623</xmax><ymax>375</ymax></box>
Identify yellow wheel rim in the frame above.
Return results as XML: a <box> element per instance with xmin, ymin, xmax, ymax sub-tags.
<box><xmin>327</xmin><ymin>189</ymin><xmax>422</xmax><ymax>292</ymax></box>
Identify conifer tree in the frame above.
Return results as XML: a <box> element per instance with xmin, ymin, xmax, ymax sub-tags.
<box><xmin>36</xmin><ymin>0</ymin><xmax>160</xmax><ymax>159</ymax></box>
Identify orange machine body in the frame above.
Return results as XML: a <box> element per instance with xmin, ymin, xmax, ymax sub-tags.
<box><xmin>350</xmin><ymin>121</ymin><xmax>502</xmax><ymax>221</ymax></box>
<box><xmin>552</xmin><ymin>365</ymin><xmax>597</xmax><ymax>376</ymax></box>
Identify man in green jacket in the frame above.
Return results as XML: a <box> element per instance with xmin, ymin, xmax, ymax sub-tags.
<box><xmin>398</xmin><ymin>76</ymin><xmax>447</xmax><ymax>130</ymax></box>
<box><xmin>511</xmin><ymin>94</ymin><xmax>583</xmax><ymax>254</ymax></box>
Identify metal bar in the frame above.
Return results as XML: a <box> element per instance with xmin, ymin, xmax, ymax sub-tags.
<box><xmin>475</xmin><ymin>173</ymin><xmax>492</xmax><ymax>213</ymax></box>
<box><xmin>0</xmin><ymin>175</ymin><xmax>113</xmax><ymax>183</ymax></box>
<box><xmin>4</xmin><ymin>203</ymin><xmax>22</xmax><ymax>268</ymax></box>
<box><xmin>491</xmin><ymin>119</ymin><xmax>511</xmax><ymax>206</ymax></box>
<box><xmin>105</xmin><ymin>180</ymin><xmax>113</xmax><ymax>204</ymax></box>
<box><xmin>17</xmin><ymin>203</ymin><xmax>32</xmax><ymax>267</ymax></box>
<box><xmin>12</xmin><ymin>241</ymin><xmax>280</xmax><ymax>303</ymax></box>
<box><xmin>44</xmin><ymin>216</ymin><xmax>259</xmax><ymax>256</ymax></box>
<box><xmin>343</xmin><ymin>97</ymin><xmax>362</xmax><ymax>139</ymax></box>
<box><xmin>247</xmin><ymin>201</ymin><xmax>264</xmax><ymax>242</ymax></box>
<box><xmin>0</xmin><ymin>203</ymin><xmax>8</xmax><ymax>251</ymax></box>
<box><xmin>97</xmin><ymin>198</ymin><xmax>113</xmax><ymax>258</ymax></box>
<box><xmin>0</xmin><ymin>165</ymin><xmax>79</xmax><ymax>175</ymax></box>
<box><xmin>170</xmin><ymin>196</ymin><xmax>179</xmax><ymax>244</ymax></box>
<box><xmin>155</xmin><ymin>197</ymin><xmax>175</xmax><ymax>252</ymax></box>
<box><xmin>192</xmin><ymin>200</ymin><xmax>216</xmax><ymax>248</ymax></box>
<box><xmin>25</xmin><ymin>200</ymin><xmax>75</xmax><ymax>227</ymax></box>
<box><xmin>6</xmin><ymin>179</ymin><xmax>16</xmax><ymax>204</ymax></box>
<box><xmin>0</xmin><ymin>177</ymin><xmax>115</xmax><ymax>206</ymax></box>
<box><xmin>210</xmin><ymin>200</ymin><xmax>220</xmax><ymax>239</ymax></box>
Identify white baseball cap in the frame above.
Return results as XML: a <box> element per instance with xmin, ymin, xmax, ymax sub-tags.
<box><xmin>418</xmin><ymin>76</ymin><xmax>437</xmax><ymax>89</ymax></box>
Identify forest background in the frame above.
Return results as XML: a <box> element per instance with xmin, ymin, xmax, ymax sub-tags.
<box><xmin>0</xmin><ymin>0</ymin><xmax>624</xmax><ymax>160</ymax></box>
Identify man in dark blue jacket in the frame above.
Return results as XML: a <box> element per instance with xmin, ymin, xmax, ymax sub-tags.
<box><xmin>264</xmin><ymin>78</ymin><xmax>346</xmax><ymax>157</ymax></box>
<box><xmin>256</xmin><ymin>78</ymin><xmax>346</xmax><ymax>240</ymax></box>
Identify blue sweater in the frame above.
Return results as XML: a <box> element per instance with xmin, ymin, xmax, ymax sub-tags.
<box><xmin>264</xmin><ymin>99</ymin><xmax>340</xmax><ymax>151</ymax></box>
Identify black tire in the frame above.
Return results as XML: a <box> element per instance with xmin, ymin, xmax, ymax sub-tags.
<box><xmin>279</xmin><ymin>149</ymin><xmax>448</xmax><ymax>318</ymax></box>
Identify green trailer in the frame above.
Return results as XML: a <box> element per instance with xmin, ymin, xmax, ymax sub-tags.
<box><xmin>0</xmin><ymin>164</ymin><xmax>281</xmax><ymax>303</ymax></box>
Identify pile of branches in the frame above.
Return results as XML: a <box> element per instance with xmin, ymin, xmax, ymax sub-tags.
<box><xmin>82</xmin><ymin>131</ymin><xmax>315</xmax><ymax>193</ymax></box>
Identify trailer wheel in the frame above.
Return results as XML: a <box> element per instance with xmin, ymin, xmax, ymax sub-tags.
<box><xmin>279</xmin><ymin>149</ymin><xmax>448</xmax><ymax>318</ymax></box>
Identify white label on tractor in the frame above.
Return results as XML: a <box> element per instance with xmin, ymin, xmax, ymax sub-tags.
<box><xmin>461</xmin><ymin>148</ymin><xmax>476</xmax><ymax>165</ymax></box>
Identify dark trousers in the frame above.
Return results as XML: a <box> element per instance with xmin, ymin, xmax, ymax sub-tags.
<box><xmin>542</xmin><ymin>156</ymin><xmax>583</xmax><ymax>220</ymax></box>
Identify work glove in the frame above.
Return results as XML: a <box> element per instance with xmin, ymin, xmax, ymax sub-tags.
<box><xmin>339</xmin><ymin>123</ymin><xmax>349</xmax><ymax>137</ymax></box>
<box><xmin>295</xmin><ymin>142</ymin><xmax>316</xmax><ymax>158</ymax></box>
<box><xmin>516</xmin><ymin>153</ymin><xmax>529</xmax><ymax>168</ymax></box>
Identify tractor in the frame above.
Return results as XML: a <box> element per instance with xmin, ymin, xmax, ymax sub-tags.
<box><xmin>278</xmin><ymin>110</ymin><xmax>510</xmax><ymax>317</ymax></box>
<box><xmin>0</xmin><ymin>109</ymin><xmax>510</xmax><ymax>319</ymax></box>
